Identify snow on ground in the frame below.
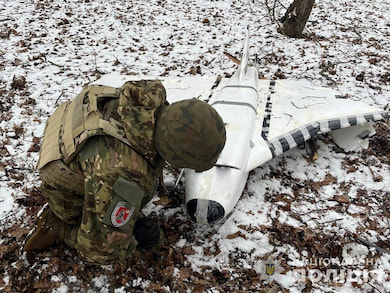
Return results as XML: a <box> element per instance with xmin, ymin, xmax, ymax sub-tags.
<box><xmin>0</xmin><ymin>0</ymin><xmax>389</xmax><ymax>292</ymax></box>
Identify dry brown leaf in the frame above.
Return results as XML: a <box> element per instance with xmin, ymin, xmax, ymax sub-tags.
<box><xmin>334</xmin><ymin>195</ymin><xmax>350</xmax><ymax>204</ymax></box>
<box><xmin>178</xmin><ymin>268</ymin><xmax>191</xmax><ymax>281</ymax></box>
<box><xmin>154</xmin><ymin>195</ymin><xmax>172</xmax><ymax>205</ymax></box>
<box><xmin>182</xmin><ymin>245</ymin><xmax>195</xmax><ymax>255</ymax></box>
<box><xmin>226</xmin><ymin>231</ymin><xmax>247</xmax><ymax>240</ymax></box>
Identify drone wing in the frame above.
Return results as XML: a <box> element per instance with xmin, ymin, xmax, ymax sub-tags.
<box><xmin>92</xmin><ymin>73</ymin><xmax>218</xmax><ymax>102</ymax></box>
<box><xmin>247</xmin><ymin>79</ymin><xmax>389</xmax><ymax>171</ymax></box>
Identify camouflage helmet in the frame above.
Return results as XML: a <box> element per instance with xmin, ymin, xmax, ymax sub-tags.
<box><xmin>155</xmin><ymin>99</ymin><xmax>226</xmax><ymax>171</ymax></box>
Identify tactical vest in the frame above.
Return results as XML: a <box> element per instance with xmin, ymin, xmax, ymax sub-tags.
<box><xmin>37</xmin><ymin>85</ymin><xmax>141</xmax><ymax>193</ymax></box>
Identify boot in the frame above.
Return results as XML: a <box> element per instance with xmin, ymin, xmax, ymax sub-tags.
<box><xmin>22</xmin><ymin>204</ymin><xmax>75</xmax><ymax>253</ymax></box>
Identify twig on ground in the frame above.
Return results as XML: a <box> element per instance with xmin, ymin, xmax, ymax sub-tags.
<box><xmin>48</xmin><ymin>60</ymin><xmax>63</xmax><ymax>68</ymax></box>
<box><xmin>367</xmin><ymin>282</ymin><xmax>383</xmax><ymax>293</ymax></box>
<box><xmin>320</xmin><ymin>70</ymin><xmax>337</xmax><ymax>85</ymax></box>
<box><xmin>223</xmin><ymin>52</ymin><xmax>240</xmax><ymax>64</ymax></box>
<box><xmin>55</xmin><ymin>90</ymin><xmax>64</xmax><ymax>106</ymax></box>
<box><xmin>320</xmin><ymin>218</ymin><xmax>343</xmax><ymax>225</ymax></box>
<box><xmin>347</xmin><ymin>230</ymin><xmax>390</xmax><ymax>255</ymax></box>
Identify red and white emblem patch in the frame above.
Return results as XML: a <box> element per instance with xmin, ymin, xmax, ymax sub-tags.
<box><xmin>111</xmin><ymin>201</ymin><xmax>135</xmax><ymax>227</ymax></box>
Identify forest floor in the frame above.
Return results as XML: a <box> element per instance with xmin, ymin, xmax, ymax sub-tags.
<box><xmin>0</xmin><ymin>0</ymin><xmax>389</xmax><ymax>292</ymax></box>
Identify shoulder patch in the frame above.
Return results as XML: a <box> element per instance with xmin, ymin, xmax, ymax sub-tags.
<box><xmin>111</xmin><ymin>201</ymin><xmax>135</xmax><ymax>227</ymax></box>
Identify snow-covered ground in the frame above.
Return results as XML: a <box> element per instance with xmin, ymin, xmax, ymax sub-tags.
<box><xmin>0</xmin><ymin>0</ymin><xmax>389</xmax><ymax>292</ymax></box>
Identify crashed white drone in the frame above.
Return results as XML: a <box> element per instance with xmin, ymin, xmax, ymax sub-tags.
<box><xmin>94</xmin><ymin>32</ymin><xmax>389</xmax><ymax>224</ymax></box>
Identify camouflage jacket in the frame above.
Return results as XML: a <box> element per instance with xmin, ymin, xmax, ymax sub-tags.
<box><xmin>38</xmin><ymin>80</ymin><xmax>167</xmax><ymax>264</ymax></box>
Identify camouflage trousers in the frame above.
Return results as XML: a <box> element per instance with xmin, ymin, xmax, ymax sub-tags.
<box><xmin>39</xmin><ymin>136</ymin><xmax>156</xmax><ymax>264</ymax></box>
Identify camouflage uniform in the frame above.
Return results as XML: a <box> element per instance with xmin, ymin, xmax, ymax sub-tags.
<box><xmin>37</xmin><ymin>81</ymin><xmax>166</xmax><ymax>264</ymax></box>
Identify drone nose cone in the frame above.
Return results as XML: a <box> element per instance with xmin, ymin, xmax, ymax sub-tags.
<box><xmin>207</xmin><ymin>200</ymin><xmax>225</xmax><ymax>223</ymax></box>
<box><xmin>187</xmin><ymin>199</ymin><xmax>225</xmax><ymax>223</ymax></box>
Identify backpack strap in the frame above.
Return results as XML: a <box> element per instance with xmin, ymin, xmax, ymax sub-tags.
<box><xmin>62</xmin><ymin>85</ymin><xmax>132</xmax><ymax>164</ymax></box>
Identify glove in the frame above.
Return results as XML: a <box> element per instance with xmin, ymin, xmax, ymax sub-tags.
<box><xmin>133</xmin><ymin>217</ymin><xmax>160</xmax><ymax>248</ymax></box>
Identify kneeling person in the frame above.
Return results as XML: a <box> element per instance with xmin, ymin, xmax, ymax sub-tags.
<box><xmin>23</xmin><ymin>80</ymin><xmax>226</xmax><ymax>264</ymax></box>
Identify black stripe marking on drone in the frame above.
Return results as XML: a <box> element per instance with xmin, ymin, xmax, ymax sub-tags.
<box><xmin>292</xmin><ymin>130</ymin><xmax>305</xmax><ymax>146</ymax></box>
<box><xmin>267</xmin><ymin>110</ymin><xmax>389</xmax><ymax>158</ymax></box>
<box><xmin>307</xmin><ymin>124</ymin><xmax>320</xmax><ymax>137</ymax></box>
<box><xmin>364</xmin><ymin>114</ymin><xmax>375</xmax><ymax>122</ymax></box>
<box><xmin>262</xmin><ymin>118</ymin><xmax>270</xmax><ymax>129</ymax></box>
<box><xmin>279</xmin><ymin>138</ymin><xmax>290</xmax><ymax>152</ymax></box>
<box><xmin>261</xmin><ymin>81</ymin><xmax>275</xmax><ymax>140</ymax></box>
<box><xmin>348</xmin><ymin>117</ymin><xmax>357</xmax><ymax>126</ymax></box>
<box><xmin>269</xmin><ymin>144</ymin><xmax>276</xmax><ymax>157</ymax></box>
<box><xmin>268</xmin><ymin>124</ymin><xmax>320</xmax><ymax>158</ymax></box>
<box><xmin>328</xmin><ymin>119</ymin><xmax>341</xmax><ymax>130</ymax></box>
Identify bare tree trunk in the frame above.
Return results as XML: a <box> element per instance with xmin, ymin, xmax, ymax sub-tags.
<box><xmin>279</xmin><ymin>0</ymin><xmax>315</xmax><ymax>38</ymax></box>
